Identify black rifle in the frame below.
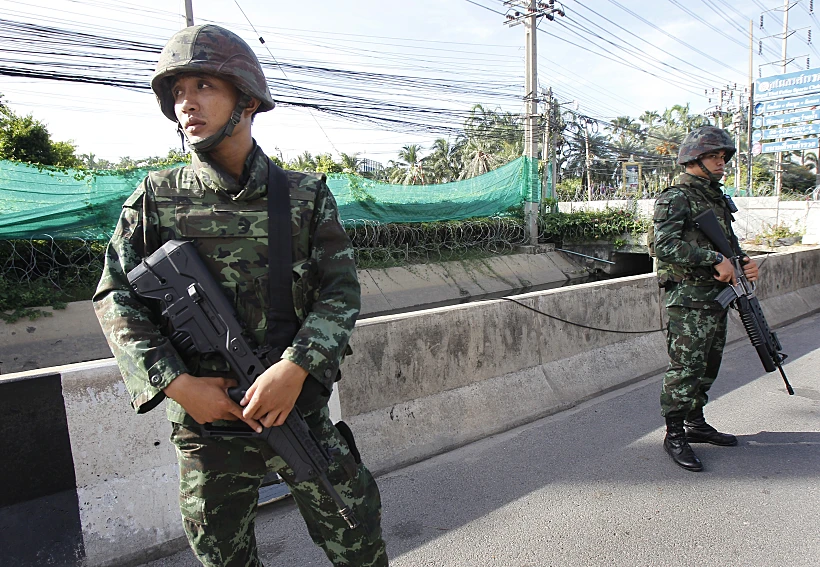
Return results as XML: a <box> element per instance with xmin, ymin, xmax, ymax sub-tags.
<box><xmin>127</xmin><ymin>239</ymin><xmax>359</xmax><ymax>528</ymax></box>
<box><xmin>693</xmin><ymin>210</ymin><xmax>794</xmax><ymax>395</ymax></box>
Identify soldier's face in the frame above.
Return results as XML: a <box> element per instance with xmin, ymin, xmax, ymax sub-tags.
<box><xmin>697</xmin><ymin>150</ymin><xmax>726</xmax><ymax>177</ymax></box>
<box><xmin>172</xmin><ymin>73</ymin><xmax>240</xmax><ymax>142</ymax></box>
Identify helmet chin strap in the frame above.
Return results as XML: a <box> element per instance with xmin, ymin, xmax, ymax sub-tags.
<box><xmin>695</xmin><ymin>158</ymin><xmax>722</xmax><ymax>184</ymax></box>
<box><xmin>179</xmin><ymin>93</ymin><xmax>251</xmax><ymax>153</ymax></box>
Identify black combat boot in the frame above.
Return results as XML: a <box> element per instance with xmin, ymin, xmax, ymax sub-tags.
<box><xmin>684</xmin><ymin>409</ymin><xmax>738</xmax><ymax>446</ymax></box>
<box><xmin>664</xmin><ymin>417</ymin><xmax>703</xmax><ymax>472</ymax></box>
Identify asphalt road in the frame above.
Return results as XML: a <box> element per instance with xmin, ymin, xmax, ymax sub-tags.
<box><xmin>145</xmin><ymin>313</ymin><xmax>820</xmax><ymax>567</ymax></box>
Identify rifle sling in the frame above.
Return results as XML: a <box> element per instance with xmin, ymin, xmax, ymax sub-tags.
<box><xmin>265</xmin><ymin>162</ymin><xmax>301</xmax><ymax>357</ymax></box>
<box><xmin>686</xmin><ymin>182</ymin><xmax>742</xmax><ymax>256</ymax></box>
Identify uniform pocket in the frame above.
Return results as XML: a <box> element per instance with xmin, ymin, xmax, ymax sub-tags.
<box><xmin>179</xmin><ymin>206</ymin><xmax>268</xmax><ymax>238</ymax></box>
<box><xmin>292</xmin><ymin>258</ymin><xmax>318</xmax><ymax>319</ymax></box>
<box><xmin>179</xmin><ymin>492</ymin><xmax>208</xmax><ymax>526</ymax></box>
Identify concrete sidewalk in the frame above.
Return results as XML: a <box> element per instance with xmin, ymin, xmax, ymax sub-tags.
<box><xmin>145</xmin><ymin>313</ymin><xmax>820</xmax><ymax>567</ymax></box>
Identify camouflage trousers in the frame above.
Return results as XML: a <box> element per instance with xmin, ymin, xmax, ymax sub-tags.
<box><xmin>660</xmin><ymin>305</ymin><xmax>728</xmax><ymax>419</ymax></box>
<box><xmin>170</xmin><ymin>406</ymin><xmax>388</xmax><ymax>567</ymax></box>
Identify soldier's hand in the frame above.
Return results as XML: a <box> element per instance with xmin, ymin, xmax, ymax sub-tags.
<box><xmin>741</xmin><ymin>256</ymin><xmax>759</xmax><ymax>282</ymax></box>
<box><xmin>713</xmin><ymin>257</ymin><xmax>736</xmax><ymax>284</ymax></box>
<box><xmin>163</xmin><ymin>373</ymin><xmax>263</xmax><ymax>433</ymax></box>
<box><xmin>241</xmin><ymin>359</ymin><xmax>308</xmax><ymax>427</ymax></box>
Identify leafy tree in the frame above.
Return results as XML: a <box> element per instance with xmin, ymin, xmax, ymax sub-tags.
<box><xmin>0</xmin><ymin>96</ymin><xmax>80</xmax><ymax>167</ymax></box>
<box><xmin>80</xmin><ymin>152</ymin><xmax>113</xmax><ymax>169</ymax></box>
<box><xmin>781</xmin><ymin>161</ymin><xmax>816</xmax><ymax>193</ymax></box>
<box><xmin>315</xmin><ymin>153</ymin><xmax>342</xmax><ymax>173</ymax></box>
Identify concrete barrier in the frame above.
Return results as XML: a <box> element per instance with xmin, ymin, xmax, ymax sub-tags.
<box><xmin>0</xmin><ymin>251</ymin><xmax>579</xmax><ymax>375</ymax></box>
<box><xmin>1</xmin><ymin>247</ymin><xmax>818</xmax><ymax>566</ymax></box>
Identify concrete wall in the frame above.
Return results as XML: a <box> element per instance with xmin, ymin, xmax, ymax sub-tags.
<box><xmin>804</xmin><ymin>204</ymin><xmax>820</xmax><ymax>245</ymax></box>
<box><xmin>0</xmin><ymin>252</ymin><xmax>579</xmax><ymax>375</ymax></box>
<box><xmin>1</xmin><ymin>247</ymin><xmax>818</xmax><ymax>566</ymax></box>
<box><xmin>558</xmin><ymin>197</ymin><xmax>820</xmax><ymax>243</ymax></box>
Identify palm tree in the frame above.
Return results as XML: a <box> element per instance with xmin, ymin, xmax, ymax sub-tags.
<box><xmin>459</xmin><ymin>137</ymin><xmax>498</xmax><ymax>180</ymax></box>
<box><xmin>339</xmin><ymin>152</ymin><xmax>360</xmax><ymax>174</ymax></box>
<box><xmin>291</xmin><ymin>151</ymin><xmax>316</xmax><ymax>171</ymax></box>
<box><xmin>462</xmin><ymin>103</ymin><xmax>523</xmax><ymax>170</ymax></box>
<box><xmin>426</xmin><ymin>138</ymin><xmax>462</xmax><ymax>183</ymax></box>
<box><xmin>663</xmin><ymin>103</ymin><xmax>710</xmax><ymax>133</ymax></box>
<box><xmin>639</xmin><ymin>110</ymin><xmax>661</xmax><ymax>128</ymax></box>
<box><xmin>609</xmin><ymin>116</ymin><xmax>641</xmax><ymax>145</ymax></box>
<box><xmin>391</xmin><ymin>143</ymin><xmax>426</xmax><ymax>185</ymax></box>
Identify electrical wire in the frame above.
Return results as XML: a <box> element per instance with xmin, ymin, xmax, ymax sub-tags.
<box><xmin>499</xmin><ymin>297</ymin><xmax>663</xmax><ymax>334</ymax></box>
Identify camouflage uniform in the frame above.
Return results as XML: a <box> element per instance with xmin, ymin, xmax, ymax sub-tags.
<box><xmin>654</xmin><ymin>172</ymin><xmax>741</xmax><ymax>419</ymax></box>
<box><xmin>94</xmin><ymin>144</ymin><xmax>387</xmax><ymax>565</ymax></box>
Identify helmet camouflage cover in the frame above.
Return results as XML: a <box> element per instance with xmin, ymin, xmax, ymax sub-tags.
<box><xmin>151</xmin><ymin>24</ymin><xmax>275</xmax><ymax>122</ymax></box>
<box><xmin>676</xmin><ymin>126</ymin><xmax>736</xmax><ymax>165</ymax></box>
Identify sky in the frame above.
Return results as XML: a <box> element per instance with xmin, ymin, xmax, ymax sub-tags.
<box><xmin>2</xmin><ymin>0</ymin><xmax>819</xmax><ymax>165</ymax></box>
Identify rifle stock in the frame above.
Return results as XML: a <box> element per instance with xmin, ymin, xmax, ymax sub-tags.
<box><xmin>127</xmin><ymin>239</ymin><xmax>360</xmax><ymax>528</ymax></box>
<box><xmin>693</xmin><ymin>210</ymin><xmax>794</xmax><ymax>395</ymax></box>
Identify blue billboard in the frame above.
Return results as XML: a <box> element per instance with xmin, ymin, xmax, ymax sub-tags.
<box><xmin>760</xmin><ymin>137</ymin><xmax>819</xmax><ymax>153</ymax></box>
<box><xmin>754</xmin><ymin>93</ymin><xmax>820</xmax><ymax>114</ymax></box>
<box><xmin>756</xmin><ymin>122</ymin><xmax>820</xmax><ymax>141</ymax></box>
<box><xmin>753</xmin><ymin>109</ymin><xmax>820</xmax><ymax>129</ymax></box>
<box><xmin>755</xmin><ymin>68</ymin><xmax>820</xmax><ymax>101</ymax></box>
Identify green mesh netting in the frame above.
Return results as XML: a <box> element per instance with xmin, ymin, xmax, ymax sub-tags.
<box><xmin>0</xmin><ymin>161</ymin><xmax>163</xmax><ymax>240</ymax></box>
<box><xmin>0</xmin><ymin>156</ymin><xmax>539</xmax><ymax>240</ymax></box>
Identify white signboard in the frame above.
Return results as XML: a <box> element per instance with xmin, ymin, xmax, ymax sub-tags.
<box><xmin>760</xmin><ymin>137</ymin><xmax>820</xmax><ymax>154</ymax></box>
<box><xmin>760</xmin><ymin>122</ymin><xmax>820</xmax><ymax>140</ymax></box>
<box><xmin>755</xmin><ymin>93</ymin><xmax>820</xmax><ymax>114</ymax></box>
<box><xmin>755</xmin><ymin>67</ymin><xmax>820</xmax><ymax>101</ymax></box>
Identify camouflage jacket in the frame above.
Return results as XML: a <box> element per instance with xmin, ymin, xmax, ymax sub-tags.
<box><xmin>93</xmin><ymin>144</ymin><xmax>360</xmax><ymax>424</ymax></box>
<box><xmin>653</xmin><ymin>173</ymin><xmax>743</xmax><ymax>309</ymax></box>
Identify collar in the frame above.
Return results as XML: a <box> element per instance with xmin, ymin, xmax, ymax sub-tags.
<box><xmin>191</xmin><ymin>141</ymin><xmax>269</xmax><ymax>201</ymax></box>
<box><xmin>677</xmin><ymin>172</ymin><xmax>724</xmax><ymax>198</ymax></box>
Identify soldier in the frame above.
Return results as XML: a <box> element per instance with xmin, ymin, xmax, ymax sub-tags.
<box><xmin>93</xmin><ymin>25</ymin><xmax>388</xmax><ymax>566</ymax></box>
<box><xmin>653</xmin><ymin>126</ymin><xmax>759</xmax><ymax>472</ymax></box>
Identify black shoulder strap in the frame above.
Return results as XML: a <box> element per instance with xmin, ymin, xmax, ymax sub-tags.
<box><xmin>265</xmin><ymin>162</ymin><xmax>301</xmax><ymax>355</ymax></box>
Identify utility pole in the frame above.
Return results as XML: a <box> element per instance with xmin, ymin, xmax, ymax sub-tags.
<box><xmin>583</xmin><ymin>122</ymin><xmax>593</xmax><ymax>200</ymax></box>
<box><xmin>524</xmin><ymin>1</ymin><xmax>538</xmax><ymax>244</ymax></box>
<box><xmin>504</xmin><ymin>0</ymin><xmax>564</xmax><ymax>246</ymax></box>
<box><xmin>185</xmin><ymin>0</ymin><xmax>194</xmax><ymax>26</ymax></box>
<box><xmin>733</xmin><ymin>110</ymin><xmax>743</xmax><ymax>189</ymax></box>
<box><xmin>775</xmin><ymin>0</ymin><xmax>789</xmax><ymax>196</ymax></box>
<box><xmin>550</xmin><ymin>99</ymin><xmax>558</xmax><ymax>212</ymax></box>
<box><xmin>542</xmin><ymin>87</ymin><xmax>552</xmax><ymax>212</ymax></box>
<box><xmin>748</xmin><ymin>19</ymin><xmax>755</xmax><ymax>195</ymax></box>
<box><xmin>759</xmin><ymin>0</ymin><xmax>804</xmax><ymax>195</ymax></box>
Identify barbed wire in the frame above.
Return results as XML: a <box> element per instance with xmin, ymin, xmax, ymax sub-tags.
<box><xmin>343</xmin><ymin>217</ymin><xmax>529</xmax><ymax>266</ymax></box>
<box><xmin>0</xmin><ymin>236</ymin><xmax>106</xmax><ymax>288</ymax></box>
<box><xmin>555</xmin><ymin>183</ymin><xmax>665</xmax><ymax>202</ymax></box>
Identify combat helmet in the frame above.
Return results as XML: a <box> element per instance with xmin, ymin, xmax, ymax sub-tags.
<box><xmin>677</xmin><ymin>126</ymin><xmax>736</xmax><ymax>165</ymax></box>
<box><xmin>151</xmin><ymin>24</ymin><xmax>275</xmax><ymax>152</ymax></box>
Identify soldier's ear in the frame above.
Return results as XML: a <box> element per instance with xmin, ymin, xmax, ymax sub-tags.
<box><xmin>244</xmin><ymin>97</ymin><xmax>261</xmax><ymax>117</ymax></box>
